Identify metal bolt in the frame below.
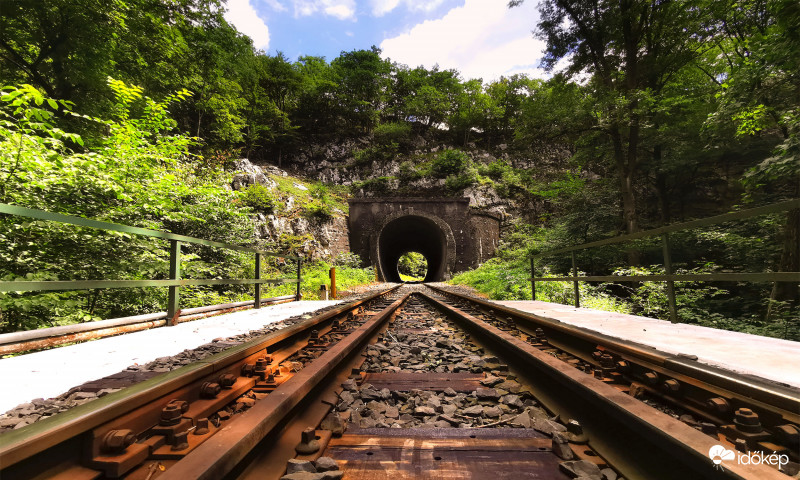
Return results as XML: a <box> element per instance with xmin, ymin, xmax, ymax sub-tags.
<box><xmin>171</xmin><ymin>430</ymin><xmax>189</xmax><ymax>451</ymax></box>
<box><xmin>254</xmin><ymin>358</ymin><xmax>269</xmax><ymax>379</ymax></box>
<box><xmin>705</xmin><ymin>397</ymin><xmax>730</xmax><ymax>413</ymax></box>
<box><xmin>643</xmin><ymin>372</ymin><xmax>659</xmax><ymax>385</ymax></box>
<box><xmin>591</xmin><ymin>350</ymin><xmax>604</xmax><ymax>361</ymax></box>
<box><xmin>662</xmin><ymin>379</ymin><xmax>681</xmax><ymax>393</ymax></box>
<box><xmin>218</xmin><ymin>373</ymin><xmax>237</xmax><ymax>388</ymax></box>
<box><xmin>194</xmin><ymin>418</ymin><xmax>210</xmax><ymax>436</ymax></box>
<box><xmin>734</xmin><ymin>408</ymin><xmax>763</xmax><ymax>433</ymax></box>
<box><xmin>593</xmin><ymin>368</ymin><xmax>603</xmax><ymax>379</ymax></box>
<box><xmin>331</xmin><ymin>320</ymin><xmax>341</xmax><ymax>330</ymax></box>
<box><xmin>241</xmin><ymin>363</ymin><xmax>255</xmax><ymax>377</ymax></box>
<box><xmin>599</xmin><ymin>354</ymin><xmax>615</xmax><ymax>369</ymax></box>
<box><xmin>101</xmin><ymin>429</ymin><xmax>136</xmax><ymax>453</ymax></box>
<box><xmin>295</xmin><ymin>427</ymin><xmax>320</xmax><ymax>454</ymax></box>
<box><xmin>616</xmin><ymin>360</ymin><xmax>630</xmax><ymax>372</ymax></box>
<box><xmin>160</xmin><ymin>404</ymin><xmax>183</xmax><ymax>426</ymax></box>
<box><xmin>200</xmin><ymin>382</ymin><xmax>221</xmax><ymax>399</ymax></box>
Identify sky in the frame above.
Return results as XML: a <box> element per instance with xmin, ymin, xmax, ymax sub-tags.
<box><xmin>223</xmin><ymin>0</ymin><xmax>549</xmax><ymax>82</ymax></box>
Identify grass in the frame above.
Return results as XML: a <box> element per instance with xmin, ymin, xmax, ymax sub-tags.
<box><xmin>261</xmin><ymin>260</ymin><xmax>376</xmax><ymax>300</ymax></box>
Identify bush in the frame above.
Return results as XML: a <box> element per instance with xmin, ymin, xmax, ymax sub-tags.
<box><xmin>240</xmin><ymin>184</ymin><xmax>278</xmax><ymax>214</ymax></box>
<box><xmin>431</xmin><ymin>149</ymin><xmax>470</xmax><ymax>177</ymax></box>
<box><xmin>398</xmin><ymin>160</ymin><xmax>422</xmax><ymax>182</ymax></box>
<box><xmin>302</xmin><ymin>184</ymin><xmax>334</xmax><ymax>220</ymax></box>
<box><xmin>353</xmin><ymin>143</ymin><xmax>398</xmax><ymax>166</ymax></box>
<box><xmin>445</xmin><ymin>169</ymin><xmax>478</xmax><ymax>192</ymax></box>
<box><xmin>373</xmin><ymin>122</ymin><xmax>412</xmax><ymax>146</ymax></box>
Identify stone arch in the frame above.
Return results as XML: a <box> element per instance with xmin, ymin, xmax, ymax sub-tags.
<box><xmin>371</xmin><ymin>211</ymin><xmax>456</xmax><ymax>282</ymax></box>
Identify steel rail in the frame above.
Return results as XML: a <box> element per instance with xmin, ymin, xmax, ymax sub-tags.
<box><xmin>418</xmin><ymin>290</ymin><xmax>787</xmax><ymax>480</ymax></box>
<box><xmin>161</xmin><ymin>292</ymin><xmax>411</xmax><ymax>480</ymax></box>
<box><xmin>0</xmin><ymin>285</ymin><xmax>399</xmax><ymax>470</ymax></box>
<box><xmin>426</xmin><ymin>284</ymin><xmax>800</xmax><ymax>419</ymax></box>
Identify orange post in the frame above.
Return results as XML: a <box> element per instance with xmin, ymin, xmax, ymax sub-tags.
<box><xmin>329</xmin><ymin>267</ymin><xmax>337</xmax><ymax>299</ymax></box>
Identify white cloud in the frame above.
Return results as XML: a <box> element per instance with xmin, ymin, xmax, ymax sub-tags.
<box><xmin>371</xmin><ymin>0</ymin><xmax>446</xmax><ymax>17</ymax></box>
<box><xmin>380</xmin><ymin>0</ymin><xmax>548</xmax><ymax>81</ymax></box>
<box><xmin>263</xmin><ymin>0</ymin><xmax>287</xmax><ymax>12</ymax></box>
<box><xmin>225</xmin><ymin>0</ymin><xmax>270</xmax><ymax>50</ymax></box>
<box><xmin>293</xmin><ymin>0</ymin><xmax>357</xmax><ymax>20</ymax></box>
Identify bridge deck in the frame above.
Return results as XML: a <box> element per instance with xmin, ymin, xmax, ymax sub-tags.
<box><xmin>0</xmin><ymin>300</ymin><xmax>341</xmax><ymax>413</ymax></box>
<box><xmin>495</xmin><ymin>300</ymin><xmax>800</xmax><ymax>389</ymax></box>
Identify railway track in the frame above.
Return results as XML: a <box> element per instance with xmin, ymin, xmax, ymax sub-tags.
<box><xmin>0</xmin><ymin>284</ymin><xmax>797</xmax><ymax>479</ymax></box>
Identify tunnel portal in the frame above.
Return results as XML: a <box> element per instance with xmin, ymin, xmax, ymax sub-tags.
<box><xmin>378</xmin><ymin>216</ymin><xmax>446</xmax><ymax>282</ymax></box>
<box><xmin>348</xmin><ymin>198</ymin><xmax>501</xmax><ymax>282</ymax></box>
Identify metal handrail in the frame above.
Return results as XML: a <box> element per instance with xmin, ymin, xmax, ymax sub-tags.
<box><xmin>0</xmin><ymin>203</ymin><xmax>303</xmax><ymax>326</ymax></box>
<box><xmin>530</xmin><ymin>199</ymin><xmax>800</xmax><ymax>322</ymax></box>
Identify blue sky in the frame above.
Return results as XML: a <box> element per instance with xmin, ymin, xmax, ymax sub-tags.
<box><xmin>223</xmin><ymin>0</ymin><xmax>549</xmax><ymax>81</ymax></box>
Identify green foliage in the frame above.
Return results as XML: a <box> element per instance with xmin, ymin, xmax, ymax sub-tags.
<box><xmin>430</xmin><ymin>149</ymin><xmax>470</xmax><ymax>177</ymax></box>
<box><xmin>302</xmin><ymin>184</ymin><xmax>335</xmax><ymax>220</ymax></box>
<box><xmin>239</xmin><ymin>184</ymin><xmax>278</xmax><ymax>214</ymax></box>
<box><xmin>373</xmin><ymin>122</ymin><xmax>412</xmax><ymax>146</ymax></box>
<box><xmin>0</xmin><ymin>81</ymin><xmax>255</xmax><ymax>332</ymax></box>
<box><xmin>397</xmin><ymin>252</ymin><xmax>427</xmax><ymax>281</ymax></box>
<box><xmin>259</xmin><ymin>259</ymin><xmax>374</xmax><ymax>300</ymax></box>
<box><xmin>353</xmin><ymin>143</ymin><xmax>398</xmax><ymax>166</ymax></box>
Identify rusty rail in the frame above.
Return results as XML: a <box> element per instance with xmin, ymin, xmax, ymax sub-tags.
<box><xmin>427</xmin><ymin>284</ymin><xmax>800</xmax><ymax>421</ymax></box>
<box><xmin>0</xmin><ymin>285</ymin><xmax>399</xmax><ymax>471</ymax></box>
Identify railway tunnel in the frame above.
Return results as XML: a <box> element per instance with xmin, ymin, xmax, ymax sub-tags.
<box><xmin>348</xmin><ymin>197</ymin><xmax>500</xmax><ymax>282</ymax></box>
<box><xmin>378</xmin><ymin>215</ymin><xmax>448</xmax><ymax>282</ymax></box>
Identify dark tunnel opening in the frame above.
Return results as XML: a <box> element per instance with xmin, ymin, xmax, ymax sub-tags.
<box><xmin>378</xmin><ymin>215</ymin><xmax>447</xmax><ymax>282</ymax></box>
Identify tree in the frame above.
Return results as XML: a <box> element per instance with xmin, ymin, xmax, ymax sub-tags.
<box><xmin>514</xmin><ymin>0</ymin><xmax>709</xmax><ymax>243</ymax></box>
<box><xmin>331</xmin><ymin>47</ymin><xmax>392</xmax><ymax>133</ymax></box>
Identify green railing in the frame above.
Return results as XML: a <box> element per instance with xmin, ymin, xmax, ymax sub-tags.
<box><xmin>530</xmin><ymin>199</ymin><xmax>800</xmax><ymax>322</ymax></box>
<box><xmin>0</xmin><ymin>203</ymin><xmax>302</xmax><ymax>325</ymax></box>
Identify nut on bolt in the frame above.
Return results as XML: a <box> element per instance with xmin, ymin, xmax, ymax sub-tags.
<box><xmin>705</xmin><ymin>397</ymin><xmax>730</xmax><ymax>413</ymax></box>
<box><xmin>662</xmin><ymin>379</ymin><xmax>681</xmax><ymax>393</ymax></box>
<box><xmin>616</xmin><ymin>360</ymin><xmax>630</xmax><ymax>372</ymax></box>
<box><xmin>733</xmin><ymin>408</ymin><xmax>763</xmax><ymax>433</ymax></box>
<box><xmin>159</xmin><ymin>399</ymin><xmax>189</xmax><ymax>426</ymax></box>
<box><xmin>101</xmin><ymin>429</ymin><xmax>136</xmax><ymax>453</ymax></box>
<box><xmin>642</xmin><ymin>372</ymin><xmax>659</xmax><ymax>385</ymax></box>
<box><xmin>200</xmin><ymin>381</ymin><xmax>221</xmax><ymax>399</ymax></box>
<box><xmin>241</xmin><ymin>363</ymin><xmax>256</xmax><ymax>377</ymax></box>
<box><xmin>218</xmin><ymin>373</ymin><xmax>237</xmax><ymax>388</ymax></box>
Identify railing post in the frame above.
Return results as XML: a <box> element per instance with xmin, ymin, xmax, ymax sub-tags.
<box><xmin>662</xmin><ymin>233</ymin><xmax>678</xmax><ymax>323</ymax></box>
<box><xmin>530</xmin><ymin>257</ymin><xmax>536</xmax><ymax>301</ymax></box>
<box><xmin>295</xmin><ymin>258</ymin><xmax>302</xmax><ymax>301</ymax></box>
<box><xmin>254</xmin><ymin>252</ymin><xmax>262</xmax><ymax>309</ymax></box>
<box><xmin>167</xmin><ymin>240</ymin><xmax>181</xmax><ymax>325</ymax></box>
<box><xmin>329</xmin><ymin>267</ymin><xmax>337</xmax><ymax>300</ymax></box>
<box><xmin>571</xmin><ymin>251</ymin><xmax>580</xmax><ymax>308</ymax></box>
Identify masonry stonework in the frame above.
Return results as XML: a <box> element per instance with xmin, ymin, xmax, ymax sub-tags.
<box><xmin>348</xmin><ymin>198</ymin><xmax>500</xmax><ymax>282</ymax></box>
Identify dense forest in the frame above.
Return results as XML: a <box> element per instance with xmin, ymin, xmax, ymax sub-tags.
<box><xmin>0</xmin><ymin>0</ymin><xmax>797</xmax><ymax>339</ymax></box>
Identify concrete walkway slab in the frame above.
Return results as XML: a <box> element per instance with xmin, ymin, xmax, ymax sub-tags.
<box><xmin>494</xmin><ymin>300</ymin><xmax>800</xmax><ymax>389</ymax></box>
<box><xmin>0</xmin><ymin>300</ymin><xmax>341</xmax><ymax>413</ymax></box>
